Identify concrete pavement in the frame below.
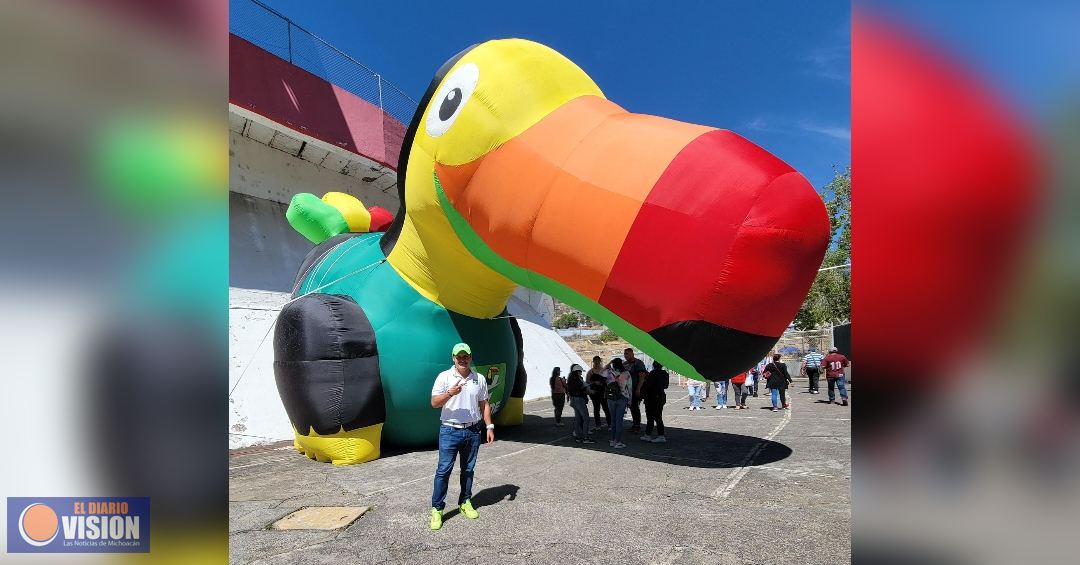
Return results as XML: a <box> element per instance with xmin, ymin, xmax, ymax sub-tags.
<box><xmin>230</xmin><ymin>383</ymin><xmax>850</xmax><ymax>564</ymax></box>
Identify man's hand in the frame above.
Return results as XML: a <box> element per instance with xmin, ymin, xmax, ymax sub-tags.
<box><xmin>447</xmin><ymin>380</ymin><xmax>464</xmax><ymax>397</ymax></box>
<box><xmin>486</xmin><ymin>429</ymin><xmax>495</xmax><ymax>443</ymax></box>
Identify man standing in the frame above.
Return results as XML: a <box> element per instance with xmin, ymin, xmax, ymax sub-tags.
<box><xmin>822</xmin><ymin>346</ymin><xmax>850</xmax><ymax>406</ymax></box>
<box><xmin>640</xmin><ymin>361</ymin><xmax>669</xmax><ymax>442</ymax></box>
<box><xmin>802</xmin><ymin>346</ymin><xmax>825</xmax><ymax>394</ymax></box>
<box><xmin>429</xmin><ymin>343</ymin><xmax>496</xmax><ymax>530</ymax></box>
<box><xmin>623</xmin><ymin>348</ymin><xmax>648</xmax><ymax>434</ymax></box>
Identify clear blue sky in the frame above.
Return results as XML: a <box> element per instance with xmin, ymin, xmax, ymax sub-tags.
<box><xmin>254</xmin><ymin>0</ymin><xmax>850</xmax><ymax>190</ymax></box>
<box><xmin>862</xmin><ymin>1</ymin><xmax>1079</xmax><ymax>124</ymax></box>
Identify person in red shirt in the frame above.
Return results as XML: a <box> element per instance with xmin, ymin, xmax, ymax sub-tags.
<box><xmin>822</xmin><ymin>347</ymin><xmax>850</xmax><ymax>406</ymax></box>
<box><xmin>731</xmin><ymin>371</ymin><xmax>749</xmax><ymax>409</ymax></box>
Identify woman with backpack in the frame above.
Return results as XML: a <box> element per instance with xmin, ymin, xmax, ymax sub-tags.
<box><xmin>566</xmin><ymin>364</ymin><xmax>595</xmax><ymax>443</ymax></box>
<box><xmin>605</xmin><ymin>358</ymin><xmax>632</xmax><ymax>449</ymax></box>
<box><xmin>731</xmin><ymin>371</ymin><xmax>749</xmax><ymax>409</ymax></box>
<box><xmin>549</xmin><ymin>367</ymin><xmax>567</xmax><ymax>426</ymax></box>
<box><xmin>764</xmin><ymin>353</ymin><xmax>794</xmax><ymax>411</ymax></box>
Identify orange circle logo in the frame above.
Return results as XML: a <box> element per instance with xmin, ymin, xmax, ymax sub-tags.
<box><xmin>19</xmin><ymin>503</ymin><xmax>59</xmax><ymax>546</ymax></box>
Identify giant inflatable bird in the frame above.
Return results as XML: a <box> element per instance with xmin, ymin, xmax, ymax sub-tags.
<box><xmin>274</xmin><ymin>39</ymin><xmax>829</xmax><ymax>464</ymax></box>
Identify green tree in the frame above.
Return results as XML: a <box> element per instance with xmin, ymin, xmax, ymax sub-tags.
<box><xmin>598</xmin><ymin>329</ymin><xmax>620</xmax><ymax>342</ymax></box>
<box><xmin>552</xmin><ymin>311</ymin><xmax>579</xmax><ymax>329</ymax></box>
<box><xmin>794</xmin><ymin>167</ymin><xmax>851</xmax><ymax>330</ymax></box>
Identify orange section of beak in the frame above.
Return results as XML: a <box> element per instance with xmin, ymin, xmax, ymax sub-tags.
<box><xmin>435</xmin><ymin>96</ymin><xmax>713</xmax><ymax>300</ymax></box>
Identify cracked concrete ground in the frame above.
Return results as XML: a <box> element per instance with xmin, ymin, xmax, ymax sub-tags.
<box><xmin>230</xmin><ymin>382</ymin><xmax>850</xmax><ymax>564</ymax></box>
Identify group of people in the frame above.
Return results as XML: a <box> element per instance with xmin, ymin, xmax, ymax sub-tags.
<box><xmin>549</xmin><ymin>348</ymin><xmax>670</xmax><ymax>449</ymax></box>
<box><xmin>684</xmin><ymin>347</ymin><xmax>850</xmax><ymax>412</ymax></box>
<box><xmin>685</xmin><ymin>353</ymin><xmax>794</xmax><ymax>412</ymax></box>
<box><xmin>800</xmin><ymin>346</ymin><xmax>850</xmax><ymax>405</ymax></box>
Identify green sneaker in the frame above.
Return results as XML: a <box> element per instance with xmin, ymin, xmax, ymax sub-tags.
<box><xmin>429</xmin><ymin>508</ymin><xmax>442</xmax><ymax>530</ymax></box>
<box><xmin>459</xmin><ymin>499</ymin><xmax>479</xmax><ymax>519</ymax></box>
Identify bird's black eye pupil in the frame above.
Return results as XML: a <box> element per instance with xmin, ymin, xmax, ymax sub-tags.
<box><xmin>439</xmin><ymin>88</ymin><xmax>462</xmax><ymax>121</ymax></box>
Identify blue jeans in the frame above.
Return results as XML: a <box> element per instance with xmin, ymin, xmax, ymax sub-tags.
<box><xmin>715</xmin><ymin>380</ymin><xmax>729</xmax><ymax>407</ymax></box>
<box><xmin>828</xmin><ymin>377</ymin><xmax>848</xmax><ymax>402</ymax></box>
<box><xmin>569</xmin><ymin>396</ymin><xmax>590</xmax><ymax>438</ymax></box>
<box><xmin>770</xmin><ymin>388</ymin><xmax>781</xmax><ymax>408</ymax></box>
<box><xmin>688</xmin><ymin>383</ymin><xmax>702</xmax><ymax>408</ymax></box>
<box><xmin>431</xmin><ymin>423</ymin><xmax>482</xmax><ymax>510</ymax></box>
<box><xmin>607</xmin><ymin>398</ymin><xmax>628</xmax><ymax>442</ymax></box>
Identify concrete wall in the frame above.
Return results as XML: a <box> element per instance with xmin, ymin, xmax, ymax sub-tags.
<box><xmin>229</xmin><ymin>128</ymin><xmax>401</xmax><ymax>291</ymax></box>
<box><xmin>230</xmin><ymin>128</ymin><xmax>399</xmax><ymax>208</ymax></box>
<box><xmin>230</xmin><ymin>192</ymin><xmax>309</xmax><ymax>293</ymax></box>
<box><xmin>229</xmin><ymin>288</ymin><xmax>293</xmax><ymax>449</ymax></box>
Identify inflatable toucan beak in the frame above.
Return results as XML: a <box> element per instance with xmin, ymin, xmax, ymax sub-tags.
<box><xmin>435</xmin><ymin>95</ymin><xmax>830</xmax><ymax>379</ymax></box>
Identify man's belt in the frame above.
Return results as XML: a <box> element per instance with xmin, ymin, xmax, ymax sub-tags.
<box><xmin>442</xmin><ymin>421</ymin><xmax>478</xmax><ymax>429</ymax></box>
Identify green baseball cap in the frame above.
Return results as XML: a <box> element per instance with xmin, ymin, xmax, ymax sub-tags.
<box><xmin>452</xmin><ymin>342</ymin><xmax>472</xmax><ymax>356</ymax></box>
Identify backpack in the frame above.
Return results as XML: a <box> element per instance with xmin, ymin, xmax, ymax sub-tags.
<box><xmin>605</xmin><ymin>380</ymin><xmax>624</xmax><ymax>401</ymax></box>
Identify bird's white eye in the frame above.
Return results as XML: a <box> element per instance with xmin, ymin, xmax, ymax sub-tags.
<box><xmin>425</xmin><ymin>63</ymin><xmax>479</xmax><ymax>138</ymax></box>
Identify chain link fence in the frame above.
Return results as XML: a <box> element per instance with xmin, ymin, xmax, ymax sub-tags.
<box><xmin>230</xmin><ymin>0</ymin><xmax>418</xmax><ymax>125</ymax></box>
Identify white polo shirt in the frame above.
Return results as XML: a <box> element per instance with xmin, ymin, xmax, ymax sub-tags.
<box><xmin>431</xmin><ymin>367</ymin><xmax>489</xmax><ymax>425</ymax></box>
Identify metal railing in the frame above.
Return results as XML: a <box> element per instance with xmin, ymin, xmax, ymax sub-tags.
<box><xmin>230</xmin><ymin>0</ymin><xmax>418</xmax><ymax>125</ymax></box>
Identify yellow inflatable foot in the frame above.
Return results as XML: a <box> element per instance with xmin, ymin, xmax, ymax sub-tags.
<box><xmin>493</xmin><ymin>397</ymin><xmax>523</xmax><ymax>427</ymax></box>
<box><xmin>293</xmin><ymin>423</ymin><xmax>383</xmax><ymax>465</ymax></box>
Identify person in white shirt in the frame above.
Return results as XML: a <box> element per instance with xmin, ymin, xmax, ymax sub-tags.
<box><xmin>428</xmin><ymin>342</ymin><xmax>495</xmax><ymax>530</ymax></box>
<box><xmin>802</xmin><ymin>347</ymin><xmax>825</xmax><ymax>394</ymax></box>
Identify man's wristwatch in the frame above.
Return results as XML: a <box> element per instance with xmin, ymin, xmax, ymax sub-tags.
<box><xmin>486</xmin><ymin>424</ymin><xmax>495</xmax><ymax>430</ymax></box>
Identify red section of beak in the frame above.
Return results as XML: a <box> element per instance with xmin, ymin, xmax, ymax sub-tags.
<box><xmin>599</xmin><ymin>129</ymin><xmax>830</xmax><ymax>338</ymax></box>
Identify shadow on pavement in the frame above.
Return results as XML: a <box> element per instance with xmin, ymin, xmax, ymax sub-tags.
<box><xmin>497</xmin><ymin>415</ymin><xmax>792</xmax><ymax>469</ymax></box>
<box><xmin>438</xmin><ymin>485</ymin><xmax>519</xmax><ymax>522</ymax></box>
<box><xmin>379</xmin><ymin>414</ymin><xmax>793</xmax><ymax>470</ymax></box>
<box><xmin>471</xmin><ymin>484</ymin><xmax>519</xmax><ymax>508</ymax></box>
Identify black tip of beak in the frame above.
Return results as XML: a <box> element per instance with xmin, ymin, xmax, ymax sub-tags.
<box><xmin>649</xmin><ymin>321</ymin><xmax>777</xmax><ymax>380</ymax></box>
